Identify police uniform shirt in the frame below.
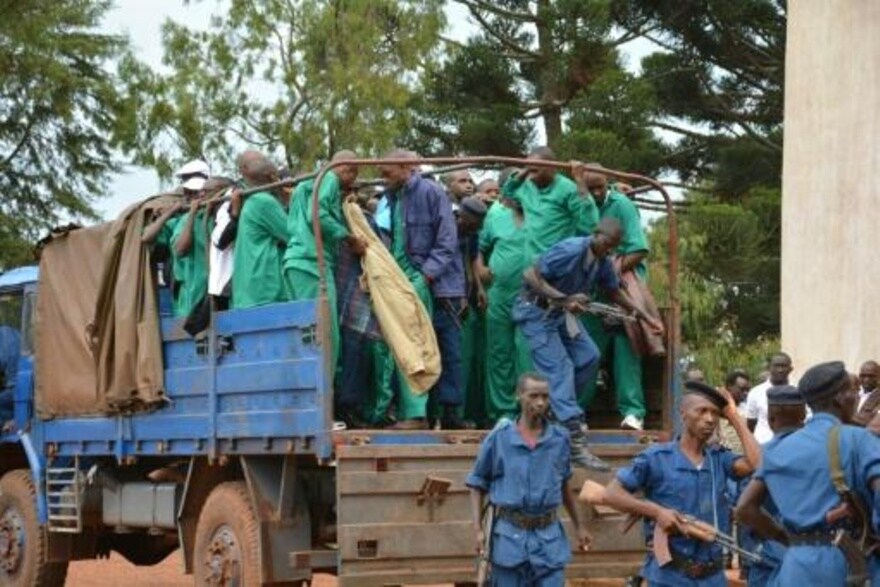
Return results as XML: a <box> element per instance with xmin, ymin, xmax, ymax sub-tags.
<box><xmin>465</xmin><ymin>420</ymin><xmax>573</xmax><ymax>572</ymax></box>
<box><xmin>616</xmin><ymin>440</ymin><xmax>743</xmax><ymax>586</ymax></box>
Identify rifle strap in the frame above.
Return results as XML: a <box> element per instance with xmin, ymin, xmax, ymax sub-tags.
<box><xmin>827</xmin><ymin>425</ymin><xmax>870</xmax><ymax>550</ymax></box>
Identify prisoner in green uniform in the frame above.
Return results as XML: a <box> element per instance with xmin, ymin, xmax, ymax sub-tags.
<box><xmin>578</xmin><ymin>183</ymin><xmax>650</xmax><ymax>426</ymax></box>
<box><xmin>232</xmin><ymin>190</ymin><xmax>290</xmax><ymax>308</ymax></box>
<box><xmin>477</xmin><ymin>201</ymin><xmax>534</xmax><ymax>422</ymax></box>
<box><xmin>386</xmin><ymin>194</ymin><xmax>432</xmax><ymax>420</ymax></box>
<box><xmin>501</xmin><ymin>147</ymin><xmax>599</xmax><ymax>262</ymax></box>
<box><xmin>150</xmin><ymin>205</ymin><xmax>212</xmax><ymax>318</ymax></box>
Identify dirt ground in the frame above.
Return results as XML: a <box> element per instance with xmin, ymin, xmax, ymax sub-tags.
<box><xmin>65</xmin><ymin>552</ymin><xmax>744</xmax><ymax>586</ymax></box>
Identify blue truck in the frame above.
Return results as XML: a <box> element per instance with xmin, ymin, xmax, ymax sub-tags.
<box><xmin>0</xmin><ymin>158</ymin><xmax>681</xmax><ymax>586</ymax></box>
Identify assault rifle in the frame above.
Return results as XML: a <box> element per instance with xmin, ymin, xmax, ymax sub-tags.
<box><xmin>579</xmin><ymin>480</ymin><xmax>763</xmax><ymax>566</ymax></box>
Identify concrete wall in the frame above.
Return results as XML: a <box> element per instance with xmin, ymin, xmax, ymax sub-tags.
<box><xmin>782</xmin><ymin>1</ymin><xmax>880</xmax><ymax>373</ymax></box>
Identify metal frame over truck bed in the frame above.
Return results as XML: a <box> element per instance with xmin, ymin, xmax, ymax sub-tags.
<box><xmin>0</xmin><ymin>157</ymin><xmax>680</xmax><ymax>586</ymax></box>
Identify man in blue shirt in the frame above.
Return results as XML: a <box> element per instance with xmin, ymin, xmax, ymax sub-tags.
<box><xmin>736</xmin><ymin>385</ymin><xmax>805</xmax><ymax>587</ymax></box>
<box><xmin>736</xmin><ymin>361</ymin><xmax>880</xmax><ymax>587</ymax></box>
<box><xmin>512</xmin><ymin>218</ymin><xmax>662</xmax><ymax>470</ymax></box>
<box><xmin>466</xmin><ymin>372</ymin><xmax>590</xmax><ymax>586</ymax></box>
<box><xmin>603</xmin><ymin>380</ymin><xmax>762</xmax><ymax>586</ymax></box>
<box><xmin>379</xmin><ymin>151</ymin><xmax>468</xmax><ymax>429</ymax></box>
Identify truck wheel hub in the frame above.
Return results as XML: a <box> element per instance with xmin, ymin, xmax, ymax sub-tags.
<box><xmin>0</xmin><ymin>509</ymin><xmax>24</xmax><ymax>574</ymax></box>
<box><xmin>204</xmin><ymin>525</ymin><xmax>241</xmax><ymax>586</ymax></box>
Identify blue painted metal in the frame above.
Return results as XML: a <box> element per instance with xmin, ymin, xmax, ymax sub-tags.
<box><xmin>17</xmin><ymin>432</ymin><xmax>47</xmax><ymax>524</ymax></box>
<box><xmin>0</xmin><ymin>266</ymin><xmax>38</xmax><ymax>290</ymax></box>
<box><xmin>36</xmin><ymin>300</ymin><xmax>331</xmax><ymax>460</ymax></box>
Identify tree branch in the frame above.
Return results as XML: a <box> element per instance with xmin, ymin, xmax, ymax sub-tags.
<box><xmin>0</xmin><ymin>118</ymin><xmax>36</xmax><ymax>171</ymax></box>
<box><xmin>454</xmin><ymin>0</ymin><xmax>534</xmax><ymax>23</ymax></box>
<box><xmin>651</xmin><ymin>120</ymin><xmax>712</xmax><ymax>141</ymax></box>
<box><xmin>465</xmin><ymin>5</ymin><xmax>540</xmax><ymax>59</ymax></box>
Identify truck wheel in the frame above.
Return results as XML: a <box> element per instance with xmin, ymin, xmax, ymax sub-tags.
<box><xmin>193</xmin><ymin>481</ymin><xmax>260</xmax><ymax>586</ymax></box>
<box><xmin>0</xmin><ymin>470</ymin><xmax>68</xmax><ymax>586</ymax></box>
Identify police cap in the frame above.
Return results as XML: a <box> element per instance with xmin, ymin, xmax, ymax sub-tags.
<box><xmin>459</xmin><ymin>196</ymin><xmax>487</xmax><ymax>218</ymax></box>
<box><xmin>683</xmin><ymin>380</ymin><xmax>728</xmax><ymax>411</ymax></box>
<box><xmin>767</xmin><ymin>384</ymin><xmax>804</xmax><ymax>406</ymax></box>
<box><xmin>798</xmin><ymin>361</ymin><xmax>849</xmax><ymax>402</ymax></box>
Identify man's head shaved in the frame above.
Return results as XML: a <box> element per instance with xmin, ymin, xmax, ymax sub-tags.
<box><xmin>596</xmin><ymin>217</ymin><xmax>622</xmax><ymax>240</ymax></box>
<box><xmin>529</xmin><ymin>146</ymin><xmax>555</xmax><ymax>160</ymax></box>
<box><xmin>383</xmin><ymin>148</ymin><xmax>416</xmax><ymax>160</ymax></box>
<box><xmin>332</xmin><ymin>149</ymin><xmax>358</xmax><ymax>162</ymax></box>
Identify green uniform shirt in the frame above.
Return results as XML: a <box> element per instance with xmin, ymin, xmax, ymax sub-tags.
<box><xmin>155</xmin><ymin>210</ymin><xmax>211</xmax><ymax>317</ymax></box>
<box><xmin>599</xmin><ymin>189</ymin><xmax>649</xmax><ymax>278</ymax></box>
<box><xmin>232</xmin><ymin>191</ymin><xmax>290</xmax><ymax>308</ymax></box>
<box><xmin>282</xmin><ymin>172</ymin><xmax>350</xmax><ymax>275</ymax></box>
<box><xmin>502</xmin><ymin>173</ymin><xmax>598</xmax><ymax>262</ymax></box>
<box><xmin>478</xmin><ymin>204</ymin><xmax>527</xmax><ymax>297</ymax></box>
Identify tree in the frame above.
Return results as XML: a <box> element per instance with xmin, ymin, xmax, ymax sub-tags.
<box><xmin>450</xmin><ymin>0</ymin><xmax>648</xmax><ymax>150</ymax></box>
<box><xmin>0</xmin><ymin>0</ymin><xmax>127</xmax><ymax>267</ymax></box>
<box><xmin>612</xmin><ymin>0</ymin><xmax>785</xmax><ymax>194</ymax></box>
<box><xmin>116</xmin><ymin>0</ymin><xmax>446</xmax><ymax>179</ymax></box>
<box><xmin>405</xmin><ymin>40</ymin><xmax>533</xmax><ymax>156</ymax></box>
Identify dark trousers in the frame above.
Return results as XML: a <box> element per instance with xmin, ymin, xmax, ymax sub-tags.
<box><xmin>336</xmin><ymin>327</ymin><xmax>372</xmax><ymax>411</ymax></box>
<box><xmin>431</xmin><ymin>297</ymin><xmax>464</xmax><ymax>407</ymax></box>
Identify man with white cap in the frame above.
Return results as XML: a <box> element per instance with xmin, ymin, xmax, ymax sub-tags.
<box><xmin>175</xmin><ymin>159</ymin><xmax>210</xmax><ymax>184</ymax></box>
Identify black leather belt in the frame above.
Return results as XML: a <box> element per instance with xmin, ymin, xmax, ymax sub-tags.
<box><xmin>788</xmin><ymin>531</ymin><xmax>838</xmax><ymax>546</ymax></box>
<box><xmin>496</xmin><ymin>508</ymin><xmax>557</xmax><ymax>531</ymax></box>
<box><xmin>668</xmin><ymin>553</ymin><xmax>723</xmax><ymax>579</ymax></box>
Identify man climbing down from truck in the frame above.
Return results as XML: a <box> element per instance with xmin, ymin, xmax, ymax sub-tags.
<box><xmin>513</xmin><ymin>218</ymin><xmax>663</xmax><ymax>471</ymax></box>
<box><xmin>466</xmin><ymin>372</ymin><xmax>590</xmax><ymax>586</ymax></box>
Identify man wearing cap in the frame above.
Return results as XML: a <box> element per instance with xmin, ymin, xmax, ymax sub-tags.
<box><xmin>475</xmin><ymin>194</ymin><xmax>533</xmax><ymax>424</ymax></box>
<box><xmin>736</xmin><ymin>385</ymin><xmax>805</xmax><ymax>587</ymax></box>
<box><xmin>603</xmin><ymin>380</ymin><xmax>762</xmax><ymax>586</ymax></box>
<box><xmin>466</xmin><ymin>372</ymin><xmax>590</xmax><ymax>586</ymax></box>
<box><xmin>283</xmin><ymin>150</ymin><xmax>367</xmax><ymax>371</ymax></box>
<box><xmin>735</xmin><ymin>361</ymin><xmax>880</xmax><ymax>586</ymax></box>
<box><xmin>142</xmin><ymin>172</ymin><xmax>210</xmax><ymax>317</ymax></box>
<box><xmin>513</xmin><ymin>217</ymin><xmax>663</xmax><ymax>471</ymax></box>
<box><xmin>456</xmin><ymin>197</ymin><xmax>488</xmax><ymax>427</ymax></box>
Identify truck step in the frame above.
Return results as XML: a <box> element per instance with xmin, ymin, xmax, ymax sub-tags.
<box><xmin>45</xmin><ymin>456</ymin><xmax>83</xmax><ymax>533</ymax></box>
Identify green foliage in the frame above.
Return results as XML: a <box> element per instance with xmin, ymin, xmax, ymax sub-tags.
<box><xmin>688</xmin><ymin>336</ymin><xmax>781</xmax><ymax>387</ymax></box>
<box><xmin>0</xmin><ymin>0</ymin><xmax>126</xmax><ymax>267</ymax></box>
<box><xmin>406</xmin><ymin>40</ymin><xmax>533</xmax><ymax>156</ymax></box>
<box><xmin>116</xmin><ymin>0</ymin><xmax>446</xmax><ymax>178</ymax></box>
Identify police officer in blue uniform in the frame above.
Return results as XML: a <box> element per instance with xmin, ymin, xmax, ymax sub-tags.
<box><xmin>603</xmin><ymin>380</ymin><xmax>762</xmax><ymax>586</ymax></box>
<box><xmin>466</xmin><ymin>372</ymin><xmax>590</xmax><ymax>586</ymax></box>
<box><xmin>736</xmin><ymin>361</ymin><xmax>880</xmax><ymax>586</ymax></box>
<box><xmin>513</xmin><ymin>217</ymin><xmax>663</xmax><ymax>471</ymax></box>
<box><xmin>737</xmin><ymin>385</ymin><xmax>805</xmax><ymax>586</ymax></box>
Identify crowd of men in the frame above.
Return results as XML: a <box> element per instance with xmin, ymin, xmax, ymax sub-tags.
<box><xmin>466</xmin><ymin>354</ymin><xmax>880</xmax><ymax>586</ymax></box>
<box><xmin>143</xmin><ymin>147</ymin><xmax>663</xmax><ymax>470</ymax></box>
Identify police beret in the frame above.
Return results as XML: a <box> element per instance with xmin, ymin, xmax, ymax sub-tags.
<box><xmin>459</xmin><ymin>196</ymin><xmax>488</xmax><ymax>218</ymax></box>
<box><xmin>797</xmin><ymin>361</ymin><xmax>849</xmax><ymax>402</ymax></box>
<box><xmin>683</xmin><ymin>380</ymin><xmax>728</xmax><ymax>410</ymax></box>
<box><xmin>767</xmin><ymin>384</ymin><xmax>804</xmax><ymax>406</ymax></box>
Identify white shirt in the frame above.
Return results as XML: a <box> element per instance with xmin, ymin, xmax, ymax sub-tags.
<box><xmin>208</xmin><ymin>200</ymin><xmax>234</xmax><ymax>296</ymax></box>
<box><xmin>858</xmin><ymin>387</ymin><xmax>875</xmax><ymax>411</ymax></box>
<box><xmin>745</xmin><ymin>381</ymin><xmax>774</xmax><ymax>444</ymax></box>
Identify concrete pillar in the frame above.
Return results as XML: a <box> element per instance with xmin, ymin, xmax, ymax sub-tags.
<box><xmin>782</xmin><ymin>1</ymin><xmax>880</xmax><ymax>373</ymax></box>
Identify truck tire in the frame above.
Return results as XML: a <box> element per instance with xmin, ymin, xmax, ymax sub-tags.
<box><xmin>193</xmin><ymin>481</ymin><xmax>261</xmax><ymax>586</ymax></box>
<box><xmin>0</xmin><ymin>469</ymin><xmax>68</xmax><ymax>587</ymax></box>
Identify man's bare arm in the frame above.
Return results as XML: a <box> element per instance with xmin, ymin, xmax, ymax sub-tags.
<box><xmin>734</xmin><ymin>479</ymin><xmax>787</xmax><ymax>544</ymax></box>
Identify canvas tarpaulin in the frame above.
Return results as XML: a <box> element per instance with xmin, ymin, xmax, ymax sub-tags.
<box><xmin>35</xmin><ymin>195</ymin><xmax>178</xmax><ymax>417</ymax></box>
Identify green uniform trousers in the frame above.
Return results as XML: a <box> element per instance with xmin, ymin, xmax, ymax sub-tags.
<box><xmin>579</xmin><ymin>315</ymin><xmax>646</xmax><ymax>419</ymax></box>
<box><xmin>461</xmin><ymin>306</ymin><xmax>486</xmax><ymax>424</ymax></box>
<box><xmin>485</xmin><ymin>295</ymin><xmax>534</xmax><ymax>423</ymax></box>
